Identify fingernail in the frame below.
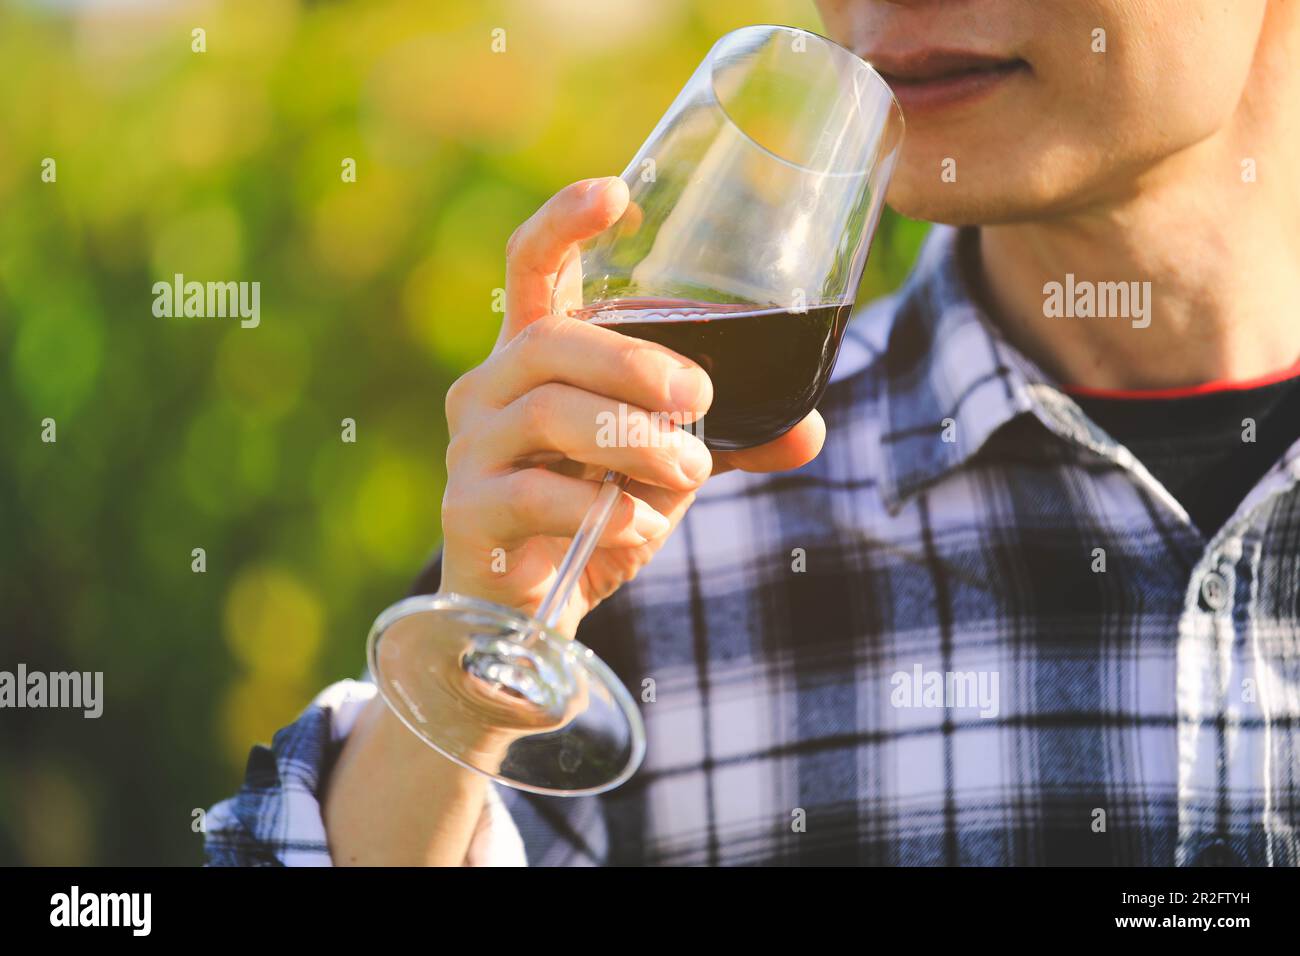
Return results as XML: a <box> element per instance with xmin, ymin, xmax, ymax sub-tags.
<box><xmin>633</xmin><ymin>499</ymin><xmax>671</xmax><ymax>540</ymax></box>
<box><xmin>582</xmin><ymin>176</ymin><xmax>615</xmax><ymax>201</ymax></box>
<box><xmin>678</xmin><ymin>437</ymin><xmax>713</xmax><ymax>483</ymax></box>
<box><xmin>669</xmin><ymin>367</ymin><xmax>706</xmax><ymax>410</ymax></box>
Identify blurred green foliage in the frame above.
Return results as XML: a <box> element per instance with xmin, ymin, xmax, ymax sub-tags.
<box><xmin>0</xmin><ymin>0</ymin><xmax>928</xmax><ymax>864</ymax></box>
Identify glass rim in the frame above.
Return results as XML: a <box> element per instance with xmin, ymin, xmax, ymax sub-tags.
<box><xmin>704</xmin><ymin>24</ymin><xmax>905</xmax><ymax>178</ymax></box>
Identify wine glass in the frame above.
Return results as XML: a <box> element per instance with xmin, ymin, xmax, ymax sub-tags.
<box><xmin>368</xmin><ymin>24</ymin><xmax>903</xmax><ymax>795</ymax></box>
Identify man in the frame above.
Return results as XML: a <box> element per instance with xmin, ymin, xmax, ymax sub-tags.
<box><xmin>206</xmin><ymin>0</ymin><xmax>1300</xmax><ymax>865</ymax></box>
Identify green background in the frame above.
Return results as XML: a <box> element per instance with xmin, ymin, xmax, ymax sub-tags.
<box><xmin>0</xmin><ymin>0</ymin><xmax>928</xmax><ymax>865</ymax></box>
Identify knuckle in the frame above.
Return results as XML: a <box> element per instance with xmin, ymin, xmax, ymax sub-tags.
<box><xmin>508</xmin><ymin>317</ymin><xmax>553</xmax><ymax>372</ymax></box>
<box><xmin>617</xmin><ymin>341</ymin><xmax>670</xmax><ymax>402</ymax></box>
<box><xmin>504</xmin><ymin>469</ymin><xmax>546</xmax><ymax>520</ymax></box>
<box><xmin>524</xmin><ymin>313</ymin><xmax>563</xmax><ymax>347</ymax></box>
<box><xmin>518</xmin><ymin>382</ymin><xmax>563</xmax><ymax>437</ymax></box>
<box><xmin>505</xmin><ymin>218</ymin><xmax>531</xmax><ymax>260</ymax></box>
<box><xmin>444</xmin><ymin>432</ymin><xmax>473</xmax><ymax>474</ymax></box>
<box><xmin>444</xmin><ymin>370</ymin><xmax>478</xmax><ymax>428</ymax></box>
<box><xmin>439</xmin><ymin>482</ymin><xmax>470</xmax><ymax>536</ymax></box>
<box><xmin>506</xmin><ymin>186</ymin><xmax>565</xmax><ymax>262</ymax></box>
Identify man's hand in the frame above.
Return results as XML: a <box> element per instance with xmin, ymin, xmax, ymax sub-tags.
<box><xmin>324</xmin><ymin>176</ymin><xmax>826</xmax><ymax>866</ymax></box>
<box><xmin>439</xmin><ymin>176</ymin><xmax>825</xmax><ymax>635</ymax></box>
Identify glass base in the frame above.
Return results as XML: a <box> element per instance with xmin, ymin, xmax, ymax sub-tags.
<box><xmin>366</xmin><ymin>593</ymin><xmax>645</xmax><ymax>795</ymax></box>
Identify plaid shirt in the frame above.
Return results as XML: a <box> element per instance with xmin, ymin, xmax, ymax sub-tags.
<box><xmin>206</xmin><ymin>225</ymin><xmax>1300</xmax><ymax>866</ymax></box>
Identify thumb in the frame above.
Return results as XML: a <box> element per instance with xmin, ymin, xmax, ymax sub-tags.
<box><xmin>498</xmin><ymin>177</ymin><xmax>630</xmax><ymax>346</ymax></box>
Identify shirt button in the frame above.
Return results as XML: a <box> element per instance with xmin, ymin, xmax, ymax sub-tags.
<box><xmin>1200</xmin><ymin>571</ymin><xmax>1230</xmax><ymax>611</ymax></box>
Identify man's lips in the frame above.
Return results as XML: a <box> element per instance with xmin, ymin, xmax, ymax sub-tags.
<box><xmin>862</xmin><ymin>49</ymin><xmax>1030</xmax><ymax>114</ymax></box>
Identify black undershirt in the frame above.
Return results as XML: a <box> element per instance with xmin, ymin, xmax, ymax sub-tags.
<box><xmin>1071</xmin><ymin>376</ymin><xmax>1300</xmax><ymax>538</ymax></box>
<box><xmin>957</xmin><ymin>227</ymin><xmax>1300</xmax><ymax>538</ymax></box>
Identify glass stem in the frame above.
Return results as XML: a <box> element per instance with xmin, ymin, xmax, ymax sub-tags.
<box><xmin>535</xmin><ymin>470</ymin><xmax>631</xmax><ymax>630</ymax></box>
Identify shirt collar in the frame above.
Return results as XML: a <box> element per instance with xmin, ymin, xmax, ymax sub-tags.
<box><xmin>869</xmin><ymin>224</ymin><xmax>1111</xmax><ymax>514</ymax></box>
<box><xmin>856</xmin><ymin>224</ymin><xmax>1300</xmax><ymax>521</ymax></box>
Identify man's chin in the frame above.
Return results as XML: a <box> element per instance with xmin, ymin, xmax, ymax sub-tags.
<box><xmin>886</xmin><ymin>175</ymin><xmax>1072</xmax><ymax>229</ymax></box>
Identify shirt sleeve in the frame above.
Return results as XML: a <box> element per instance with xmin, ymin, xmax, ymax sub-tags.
<box><xmin>203</xmin><ymin>678</ymin><xmax>527</xmax><ymax>866</ymax></box>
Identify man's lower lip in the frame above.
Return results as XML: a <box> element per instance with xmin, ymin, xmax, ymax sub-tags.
<box><xmin>883</xmin><ymin>63</ymin><xmax>1027</xmax><ymax>114</ymax></box>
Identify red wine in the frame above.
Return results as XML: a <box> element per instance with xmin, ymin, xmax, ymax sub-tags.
<box><xmin>583</xmin><ymin>298</ymin><xmax>854</xmax><ymax>450</ymax></box>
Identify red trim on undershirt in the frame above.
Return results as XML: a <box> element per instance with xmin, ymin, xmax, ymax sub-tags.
<box><xmin>1062</xmin><ymin>360</ymin><xmax>1300</xmax><ymax>401</ymax></box>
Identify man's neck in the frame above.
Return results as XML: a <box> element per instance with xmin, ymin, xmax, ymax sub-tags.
<box><xmin>976</xmin><ymin>12</ymin><xmax>1300</xmax><ymax>392</ymax></box>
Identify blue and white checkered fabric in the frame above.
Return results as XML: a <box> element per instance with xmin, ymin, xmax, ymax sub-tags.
<box><xmin>207</xmin><ymin>226</ymin><xmax>1300</xmax><ymax>866</ymax></box>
